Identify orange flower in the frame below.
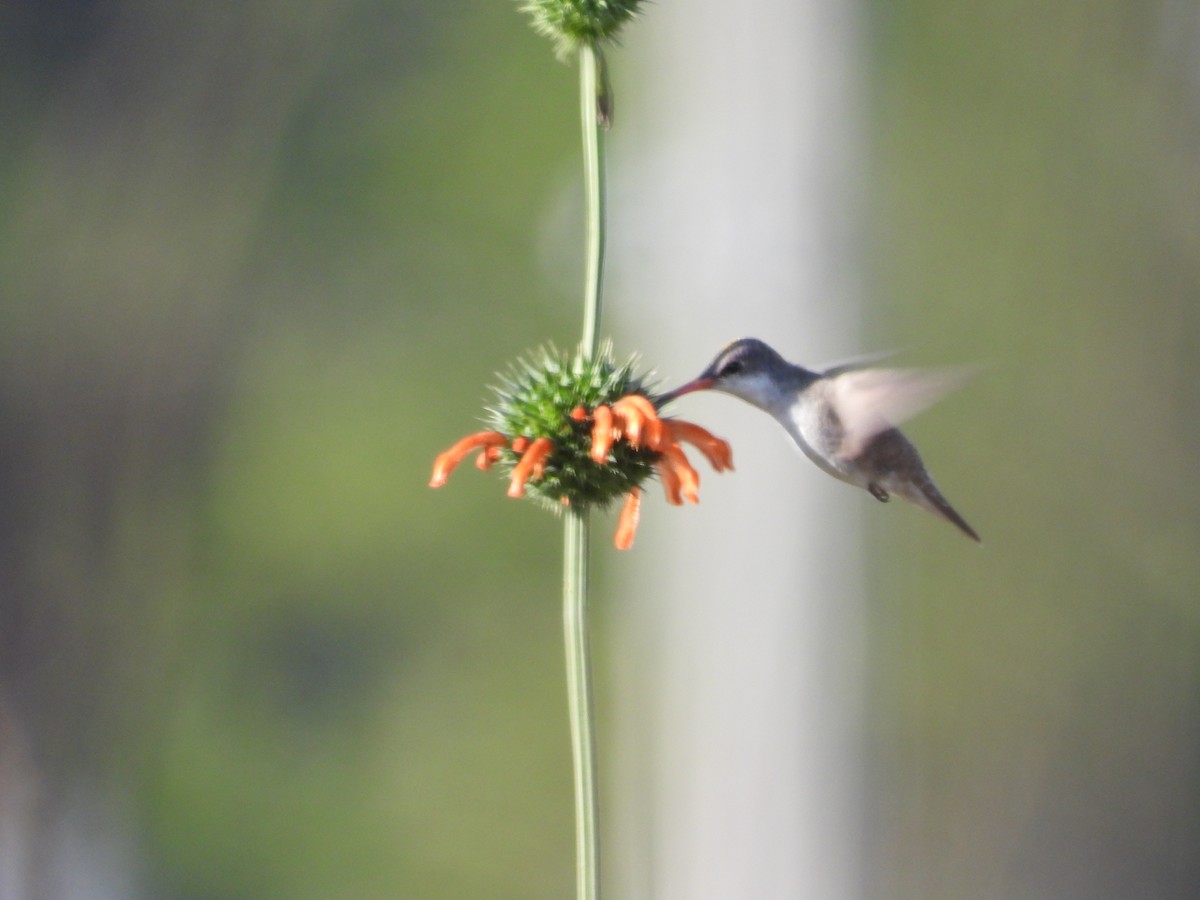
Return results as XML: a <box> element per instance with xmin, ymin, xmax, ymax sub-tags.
<box><xmin>429</xmin><ymin>432</ymin><xmax>509</xmax><ymax>487</ymax></box>
<box><xmin>613</xmin><ymin>489</ymin><xmax>642</xmax><ymax>551</ymax></box>
<box><xmin>430</xmin><ymin>395</ymin><xmax>732</xmax><ymax>550</ymax></box>
<box><xmin>588</xmin><ymin>405</ymin><xmax>615</xmax><ymax>462</ymax></box>
<box><xmin>507</xmin><ymin>437</ymin><xmax>555</xmax><ymax>498</ymax></box>
<box><xmin>665</xmin><ymin>420</ymin><xmax>734</xmax><ymax>472</ymax></box>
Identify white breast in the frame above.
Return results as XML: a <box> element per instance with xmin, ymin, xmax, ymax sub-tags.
<box><xmin>778</xmin><ymin>391</ymin><xmax>865</xmax><ymax>487</ymax></box>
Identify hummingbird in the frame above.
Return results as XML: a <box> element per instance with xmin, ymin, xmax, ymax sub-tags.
<box><xmin>659</xmin><ymin>338</ymin><xmax>981</xmax><ymax>542</ymax></box>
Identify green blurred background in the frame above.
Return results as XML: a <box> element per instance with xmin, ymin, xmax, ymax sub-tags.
<box><xmin>0</xmin><ymin>1</ymin><xmax>1198</xmax><ymax>898</ymax></box>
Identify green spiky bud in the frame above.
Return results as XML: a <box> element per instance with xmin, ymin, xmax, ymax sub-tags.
<box><xmin>486</xmin><ymin>344</ymin><xmax>659</xmax><ymax>510</ymax></box>
<box><xmin>519</xmin><ymin>0</ymin><xmax>644</xmax><ymax>58</ymax></box>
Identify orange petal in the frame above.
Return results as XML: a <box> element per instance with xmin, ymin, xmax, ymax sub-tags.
<box><xmin>659</xmin><ymin>444</ymin><xmax>700</xmax><ymax>504</ymax></box>
<box><xmin>666</xmin><ymin>420</ymin><xmax>734</xmax><ymax>472</ymax></box>
<box><xmin>608</xmin><ymin>410</ymin><xmax>625</xmax><ymax>444</ymax></box>
<box><xmin>645</xmin><ymin>415</ymin><xmax>667</xmax><ymax>451</ymax></box>
<box><xmin>590</xmin><ymin>405</ymin><xmax>615</xmax><ymax>462</ymax></box>
<box><xmin>570</xmin><ymin>406</ymin><xmax>588</xmax><ymax>422</ymax></box>
<box><xmin>614</xmin><ymin>488</ymin><xmax>642</xmax><ymax>550</ymax></box>
<box><xmin>508</xmin><ymin>437</ymin><xmax>554</xmax><ymax>498</ymax></box>
<box><xmin>656</xmin><ymin>459</ymin><xmax>684</xmax><ymax>506</ymax></box>
<box><xmin>475</xmin><ymin>445</ymin><xmax>504</xmax><ymax>471</ymax></box>
<box><xmin>611</xmin><ymin>405</ymin><xmax>642</xmax><ymax>447</ymax></box>
<box><xmin>614</xmin><ymin>394</ymin><xmax>665</xmax><ymax>449</ymax></box>
<box><xmin>613</xmin><ymin>393</ymin><xmax>658</xmax><ymax>421</ymax></box>
<box><xmin>511</xmin><ymin>436</ymin><xmax>529</xmax><ymax>454</ymax></box>
<box><xmin>430</xmin><ymin>432</ymin><xmax>508</xmax><ymax>487</ymax></box>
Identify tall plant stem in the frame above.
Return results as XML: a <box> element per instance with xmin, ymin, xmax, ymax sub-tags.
<box><xmin>579</xmin><ymin>42</ymin><xmax>606</xmax><ymax>361</ymax></box>
<box><xmin>563</xmin><ymin>41</ymin><xmax>606</xmax><ymax>900</ymax></box>
<box><xmin>563</xmin><ymin>508</ymin><xmax>598</xmax><ymax>900</ymax></box>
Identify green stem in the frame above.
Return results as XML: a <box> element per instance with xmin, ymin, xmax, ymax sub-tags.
<box><xmin>579</xmin><ymin>43</ymin><xmax>606</xmax><ymax>361</ymax></box>
<box><xmin>563</xmin><ymin>509</ymin><xmax>598</xmax><ymax>900</ymax></box>
<box><xmin>563</xmin><ymin>41</ymin><xmax>605</xmax><ymax>900</ymax></box>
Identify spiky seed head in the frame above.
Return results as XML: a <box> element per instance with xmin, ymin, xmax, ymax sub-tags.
<box><xmin>486</xmin><ymin>343</ymin><xmax>659</xmax><ymax>509</ymax></box>
<box><xmin>518</xmin><ymin>0</ymin><xmax>644</xmax><ymax>58</ymax></box>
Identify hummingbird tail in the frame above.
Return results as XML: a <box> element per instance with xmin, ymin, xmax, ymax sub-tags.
<box><xmin>912</xmin><ymin>476</ymin><xmax>981</xmax><ymax>543</ymax></box>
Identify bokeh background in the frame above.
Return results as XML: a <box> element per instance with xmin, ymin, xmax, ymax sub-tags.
<box><xmin>2</xmin><ymin>1</ymin><xmax>1199</xmax><ymax>898</ymax></box>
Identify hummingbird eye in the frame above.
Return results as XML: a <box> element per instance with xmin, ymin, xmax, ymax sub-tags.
<box><xmin>719</xmin><ymin>358</ymin><xmax>744</xmax><ymax>377</ymax></box>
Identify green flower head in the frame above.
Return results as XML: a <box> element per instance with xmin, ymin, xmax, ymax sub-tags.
<box><xmin>519</xmin><ymin>0</ymin><xmax>644</xmax><ymax>58</ymax></box>
<box><xmin>486</xmin><ymin>344</ymin><xmax>659</xmax><ymax>509</ymax></box>
<box><xmin>430</xmin><ymin>344</ymin><xmax>734</xmax><ymax>549</ymax></box>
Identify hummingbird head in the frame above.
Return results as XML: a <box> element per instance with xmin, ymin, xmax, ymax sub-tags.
<box><xmin>659</xmin><ymin>338</ymin><xmax>796</xmax><ymax>412</ymax></box>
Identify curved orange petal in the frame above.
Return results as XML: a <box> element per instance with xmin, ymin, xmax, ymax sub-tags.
<box><xmin>659</xmin><ymin>444</ymin><xmax>700</xmax><ymax>504</ymax></box>
<box><xmin>507</xmin><ymin>437</ymin><xmax>554</xmax><ymax>497</ymax></box>
<box><xmin>570</xmin><ymin>406</ymin><xmax>588</xmax><ymax>422</ymax></box>
<box><xmin>430</xmin><ymin>432</ymin><xmax>508</xmax><ymax>487</ymax></box>
<box><xmin>656</xmin><ymin>459</ymin><xmax>684</xmax><ymax>505</ymax></box>
<box><xmin>613</xmin><ymin>393</ymin><xmax>658</xmax><ymax>421</ymax></box>
<box><xmin>645</xmin><ymin>416</ymin><xmax>667</xmax><ymax>451</ymax></box>
<box><xmin>608</xmin><ymin>410</ymin><xmax>626</xmax><ymax>444</ymax></box>
<box><xmin>614</xmin><ymin>488</ymin><xmax>642</xmax><ymax>550</ymax></box>
<box><xmin>511</xmin><ymin>436</ymin><xmax>530</xmax><ymax>454</ymax></box>
<box><xmin>611</xmin><ymin>407</ymin><xmax>639</xmax><ymax>447</ymax></box>
<box><xmin>665</xmin><ymin>420</ymin><xmax>734</xmax><ymax>472</ymax></box>
<box><xmin>590</xmin><ymin>405</ymin><xmax>615</xmax><ymax>462</ymax></box>
<box><xmin>475</xmin><ymin>445</ymin><xmax>504</xmax><ymax>471</ymax></box>
<box><xmin>613</xmin><ymin>395</ymin><xmax>663</xmax><ymax>449</ymax></box>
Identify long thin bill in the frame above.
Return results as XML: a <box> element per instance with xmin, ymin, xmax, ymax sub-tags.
<box><xmin>656</xmin><ymin>377</ymin><xmax>715</xmax><ymax>405</ymax></box>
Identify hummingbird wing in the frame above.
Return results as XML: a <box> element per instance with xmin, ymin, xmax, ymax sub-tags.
<box><xmin>828</xmin><ymin>366</ymin><xmax>976</xmax><ymax>460</ymax></box>
<box><xmin>818</xmin><ymin>349</ymin><xmax>902</xmax><ymax>376</ymax></box>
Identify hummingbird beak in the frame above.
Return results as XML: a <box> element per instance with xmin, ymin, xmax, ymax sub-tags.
<box><xmin>657</xmin><ymin>376</ymin><xmax>716</xmax><ymax>405</ymax></box>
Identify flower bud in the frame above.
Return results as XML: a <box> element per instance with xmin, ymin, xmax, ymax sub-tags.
<box><xmin>519</xmin><ymin>0</ymin><xmax>644</xmax><ymax>58</ymax></box>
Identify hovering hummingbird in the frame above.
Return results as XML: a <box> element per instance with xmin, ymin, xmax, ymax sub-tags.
<box><xmin>659</xmin><ymin>338</ymin><xmax>981</xmax><ymax>542</ymax></box>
